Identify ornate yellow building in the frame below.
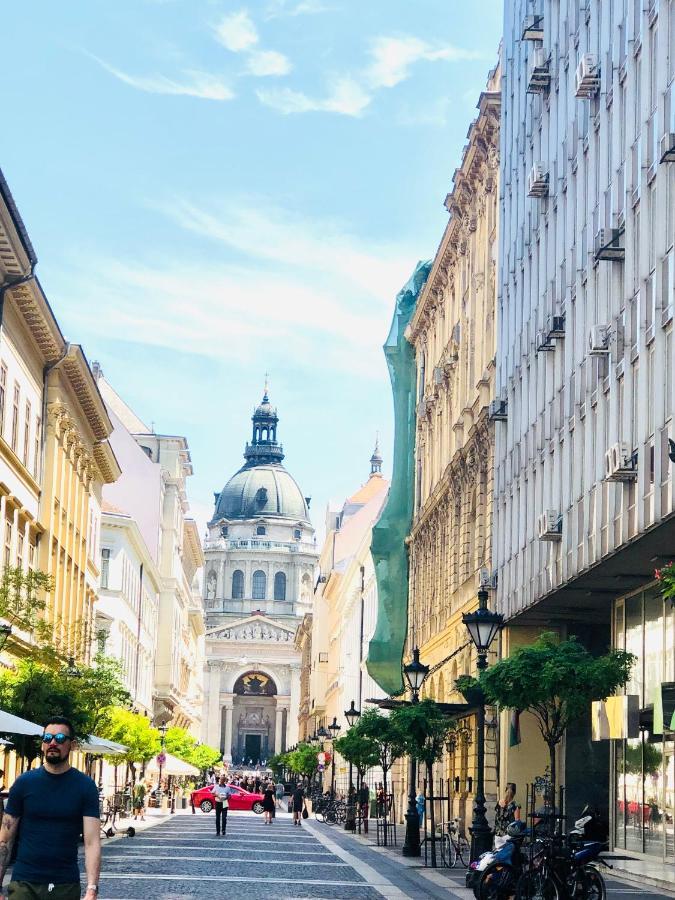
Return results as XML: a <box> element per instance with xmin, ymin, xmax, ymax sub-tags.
<box><xmin>406</xmin><ymin>63</ymin><xmax>501</xmax><ymax>825</ymax></box>
<box><xmin>39</xmin><ymin>345</ymin><xmax>120</xmax><ymax>660</ymax></box>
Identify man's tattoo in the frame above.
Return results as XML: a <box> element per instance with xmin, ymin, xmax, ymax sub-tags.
<box><xmin>0</xmin><ymin>814</ymin><xmax>20</xmax><ymax>881</ymax></box>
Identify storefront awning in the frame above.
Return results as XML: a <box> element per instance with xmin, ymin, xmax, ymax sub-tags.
<box><xmin>0</xmin><ymin>709</ymin><xmax>43</xmax><ymax>736</ymax></box>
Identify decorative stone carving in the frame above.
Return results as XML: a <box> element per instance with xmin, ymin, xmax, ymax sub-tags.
<box><xmin>209</xmin><ymin>622</ymin><xmax>294</xmax><ymax>643</ymax></box>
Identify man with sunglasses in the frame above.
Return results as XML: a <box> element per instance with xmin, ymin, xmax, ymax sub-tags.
<box><xmin>0</xmin><ymin>717</ymin><xmax>101</xmax><ymax>900</ymax></box>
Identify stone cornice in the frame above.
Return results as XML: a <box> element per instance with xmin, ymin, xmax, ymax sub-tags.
<box><xmin>6</xmin><ymin>278</ymin><xmax>66</xmax><ymax>365</ymax></box>
<box><xmin>93</xmin><ymin>440</ymin><xmax>121</xmax><ymax>485</ymax></box>
<box><xmin>56</xmin><ymin>345</ymin><xmax>113</xmax><ymax>442</ymax></box>
<box><xmin>408</xmin><ymin>82</ymin><xmax>500</xmax><ymax>344</ymax></box>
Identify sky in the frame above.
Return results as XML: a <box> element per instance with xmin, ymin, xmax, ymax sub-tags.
<box><xmin>2</xmin><ymin>0</ymin><xmax>503</xmax><ymax>542</ymax></box>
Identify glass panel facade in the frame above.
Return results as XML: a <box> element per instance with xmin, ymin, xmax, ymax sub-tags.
<box><xmin>613</xmin><ymin>585</ymin><xmax>674</xmax><ymax>862</ymax></box>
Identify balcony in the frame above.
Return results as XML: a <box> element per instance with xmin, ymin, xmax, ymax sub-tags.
<box><xmin>204</xmin><ymin>537</ymin><xmax>316</xmax><ymax>554</ymax></box>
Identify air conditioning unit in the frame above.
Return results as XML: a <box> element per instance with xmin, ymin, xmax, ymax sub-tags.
<box><xmin>536</xmin><ymin>329</ymin><xmax>555</xmax><ymax>352</ymax></box>
<box><xmin>547</xmin><ymin>314</ymin><xmax>566</xmax><ymax>338</ymax></box>
<box><xmin>588</xmin><ymin>325</ymin><xmax>610</xmax><ymax>355</ymax></box>
<box><xmin>527</xmin><ymin>48</ymin><xmax>550</xmax><ymax>93</ymax></box>
<box><xmin>604</xmin><ymin>442</ymin><xmax>638</xmax><ymax>482</ymax></box>
<box><xmin>660</xmin><ymin>132</ymin><xmax>675</xmax><ymax>163</ymax></box>
<box><xmin>433</xmin><ymin>366</ymin><xmax>444</xmax><ymax>386</ymax></box>
<box><xmin>527</xmin><ymin>163</ymin><xmax>549</xmax><ymax>198</ymax></box>
<box><xmin>575</xmin><ymin>53</ymin><xmax>601</xmax><ymax>98</ymax></box>
<box><xmin>488</xmin><ymin>398</ymin><xmax>508</xmax><ymax>421</ymax></box>
<box><xmin>479</xmin><ymin>567</ymin><xmax>498</xmax><ymax>590</ymax></box>
<box><xmin>522</xmin><ymin>14</ymin><xmax>544</xmax><ymax>41</ymax></box>
<box><xmin>537</xmin><ymin>510</ymin><xmax>562</xmax><ymax>541</ymax></box>
<box><xmin>594</xmin><ymin>228</ymin><xmax>625</xmax><ymax>262</ymax></box>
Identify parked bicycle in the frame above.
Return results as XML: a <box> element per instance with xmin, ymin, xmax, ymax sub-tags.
<box><xmin>440</xmin><ymin>818</ymin><xmax>471</xmax><ymax>868</ymax></box>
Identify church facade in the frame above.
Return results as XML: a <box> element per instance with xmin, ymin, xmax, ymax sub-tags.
<box><xmin>201</xmin><ymin>389</ymin><xmax>318</xmax><ymax>764</ymax></box>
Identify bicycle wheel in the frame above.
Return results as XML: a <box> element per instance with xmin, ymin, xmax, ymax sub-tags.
<box><xmin>325</xmin><ymin>806</ymin><xmax>338</xmax><ymax>825</ymax></box>
<box><xmin>479</xmin><ymin>862</ymin><xmax>518</xmax><ymax>900</ymax></box>
<box><xmin>515</xmin><ymin>870</ymin><xmax>561</xmax><ymax>900</ymax></box>
<box><xmin>455</xmin><ymin>836</ymin><xmax>470</xmax><ymax>867</ymax></box>
<box><xmin>335</xmin><ymin>804</ymin><xmax>347</xmax><ymax>825</ymax></box>
<box><xmin>580</xmin><ymin>867</ymin><xmax>606</xmax><ymax>900</ymax></box>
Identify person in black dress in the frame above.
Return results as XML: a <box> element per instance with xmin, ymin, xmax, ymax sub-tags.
<box><xmin>262</xmin><ymin>781</ymin><xmax>276</xmax><ymax>825</ymax></box>
<box><xmin>292</xmin><ymin>784</ymin><xmax>304</xmax><ymax>826</ymax></box>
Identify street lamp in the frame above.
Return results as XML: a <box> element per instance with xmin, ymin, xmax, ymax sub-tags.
<box><xmin>328</xmin><ymin>716</ymin><xmax>341</xmax><ymax>798</ymax></box>
<box><xmin>0</xmin><ymin>623</ymin><xmax>12</xmax><ymax>653</ymax></box>
<box><xmin>156</xmin><ymin>723</ymin><xmax>168</xmax><ymax>806</ymax></box>
<box><xmin>462</xmin><ymin>588</ymin><xmax>503</xmax><ymax>863</ymax></box>
<box><xmin>64</xmin><ymin>656</ymin><xmax>81</xmax><ymax>678</ymax></box>
<box><xmin>402</xmin><ymin>646</ymin><xmax>429</xmax><ymax>857</ymax></box>
<box><xmin>344</xmin><ymin>701</ymin><xmax>361</xmax><ymax>830</ymax></box>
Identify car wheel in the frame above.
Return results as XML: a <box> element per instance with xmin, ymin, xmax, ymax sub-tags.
<box><xmin>200</xmin><ymin>799</ymin><xmax>214</xmax><ymax>813</ymax></box>
<box><xmin>252</xmin><ymin>802</ymin><xmax>264</xmax><ymax>814</ymax></box>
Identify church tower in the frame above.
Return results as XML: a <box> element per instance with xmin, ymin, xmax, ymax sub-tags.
<box><xmin>201</xmin><ymin>388</ymin><xmax>318</xmax><ymax>764</ymax></box>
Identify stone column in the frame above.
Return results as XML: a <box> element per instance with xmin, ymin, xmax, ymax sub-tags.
<box><xmin>205</xmin><ymin>662</ymin><xmax>222</xmax><ymax>747</ymax></box>
<box><xmin>223</xmin><ymin>696</ymin><xmax>234</xmax><ymax>762</ymax></box>
<box><xmin>288</xmin><ymin>665</ymin><xmax>301</xmax><ymax>747</ymax></box>
<box><xmin>274</xmin><ymin>703</ymin><xmax>285</xmax><ymax>754</ymax></box>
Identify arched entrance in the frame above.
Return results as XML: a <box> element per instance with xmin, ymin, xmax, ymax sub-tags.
<box><xmin>230</xmin><ymin>672</ymin><xmax>279</xmax><ymax>764</ymax></box>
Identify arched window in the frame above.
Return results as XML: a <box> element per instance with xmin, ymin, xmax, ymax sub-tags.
<box><xmin>232</xmin><ymin>570</ymin><xmax>244</xmax><ymax>599</ymax></box>
<box><xmin>252</xmin><ymin>570</ymin><xmax>266</xmax><ymax>600</ymax></box>
<box><xmin>256</xmin><ymin>525</ymin><xmax>266</xmax><ymax>536</ymax></box>
<box><xmin>274</xmin><ymin>572</ymin><xmax>286</xmax><ymax>601</ymax></box>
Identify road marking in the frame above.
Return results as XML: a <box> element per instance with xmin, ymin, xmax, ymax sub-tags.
<box><xmin>103</xmin><ymin>854</ymin><xmax>350</xmax><ymax>866</ymax></box>
<box><xmin>100</xmin><ymin>874</ymin><xmax>375</xmax><ymax>887</ymax></box>
<box><xmin>305</xmin><ymin>822</ymin><xmax>412</xmax><ymax>900</ymax></box>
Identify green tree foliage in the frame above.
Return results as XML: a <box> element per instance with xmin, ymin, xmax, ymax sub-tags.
<box><xmin>73</xmin><ymin>653</ymin><xmax>131</xmax><ymax>735</ymax></box>
<box><xmin>470</xmin><ymin>632</ymin><xmax>634</xmax><ymax>803</ymax></box>
<box><xmin>164</xmin><ymin>725</ymin><xmax>196</xmax><ymax>760</ymax></box>
<box><xmin>333</xmin><ymin>728</ymin><xmax>379</xmax><ymax>781</ymax></box>
<box><xmin>0</xmin><ymin>566</ymin><xmax>53</xmax><ymax>640</ymax></box>
<box><xmin>267</xmin><ymin>753</ymin><xmax>287</xmax><ymax>777</ymax></box>
<box><xmin>285</xmin><ymin>743</ymin><xmax>319</xmax><ymax>778</ymax></box>
<box><xmin>188</xmin><ymin>744</ymin><xmax>222</xmax><ymax>774</ymax></box>
<box><xmin>101</xmin><ymin>708</ymin><xmax>160</xmax><ymax>784</ymax></box>
<box><xmin>391</xmin><ymin>699</ymin><xmax>456</xmax><ymax>867</ymax></box>
<box><xmin>624</xmin><ymin>740</ymin><xmax>662</xmax><ymax>776</ymax></box>
<box><xmin>353</xmin><ymin>708</ymin><xmax>406</xmax><ymax>823</ymax></box>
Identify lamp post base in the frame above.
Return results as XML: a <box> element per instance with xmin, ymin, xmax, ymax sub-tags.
<box><xmin>402</xmin><ymin>810</ymin><xmax>422</xmax><ymax>857</ymax></box>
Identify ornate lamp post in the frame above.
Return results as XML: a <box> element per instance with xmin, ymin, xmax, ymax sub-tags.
<box><xmin>317</xmin><ymin>726</ymin><xmax>329</xmax><ymax>792</ymax></box>
<box><xmin>344</xmin><ymin>700</ymin><xmax>361</xmax><ymax>830</ymax></box>
<box><xmin>462</xmin><ymin>588</ymin><xmax>503</xmax><ymax>862</ymax></box>
<box><xmin>327</xmin><ymin>716</ymin><xmax>341</xmax><ymax>797</ymax></box>
<box><xmin>401</xmin><ymin>647</ymin><xmax>429</xmax><ymax>857</ymax></box>
<box><xmin>156</xmin><ymin>723</ymin><xmax>168</xmax><ymax>806</ymax></box>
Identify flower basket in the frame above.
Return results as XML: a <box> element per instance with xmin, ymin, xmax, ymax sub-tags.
<box><xmin>655</xmin><ymin>561</ymin><xmax>675</xmax><ymax>607</ymax></box>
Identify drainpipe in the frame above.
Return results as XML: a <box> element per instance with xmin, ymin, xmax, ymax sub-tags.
<box><xmin>358</xmin><ymin>565</ymin><xmax>365</xmax><ymax>711</ymax></box>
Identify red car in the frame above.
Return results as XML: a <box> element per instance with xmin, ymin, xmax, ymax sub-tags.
<box><xmin>191</xmin><ymin>783</ymin><xmax>265</xmax><ymax>815</ymax></box>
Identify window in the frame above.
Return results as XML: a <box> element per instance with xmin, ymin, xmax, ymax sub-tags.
<box><xmin>274</xmin><ymin>571</ymin><xmax>286</xmax><ymax>601</ymax></box>
<box><xmin>100</xmin><ymin>548</ymin><xmax>111</xmax><ymax>589</ymax></box>
<box><xmin>4</xmin><ymin>521</ymin><xmax>12</xmax><ymax>568</ymax></box>
<box><xmin>23</xmin><ymin>400</ymin><xmax>30</xmax><ymax>467</ymax></box>
<box><xmin>0</xmin><ymin>363</ymin><xmax>6</xmax><ymax>437</ymax></box>
<box><xmin>252</xmin><ymin>570</ymin><xmax>266</xmax><ymax>600</ymax></box>
<box><xmin>232</xmin><ymin>569</ymin><xmax>244</xmax><ymax>599</ymax></box>
<box><xmin>11</xmin><ymin>383</ymin><xmax>20</xmax><ymax>452</ymax></box>
<box><xmin>17</xmin><ymin>533</ymin><xmax>24</xmax><ymax>570</ymax></box>
<box><xmin>33</xmin><ymin>417</ymin><xmax>41</xmax><ymax>479</ymax></box>
<box><xmin>294</xmin><ymin>528</ymin><xmax>302</xmax><ymax>540</ymax></box>
<box><xmin>256</xmin><ymin>525</ymin><xmax>266</xmax><ymax>536</ymax></box>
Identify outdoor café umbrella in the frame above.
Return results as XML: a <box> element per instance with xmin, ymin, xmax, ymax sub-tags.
<box><xmin>0</xmin><ymin>709</ymin><xmax>43</xmax><ymax>736</ymax></box>
<box><xmin>145</xmin><ymin>752</ymin><xmax>199</xmax><ymax>777</ymax></box>
<box><xmin>79</xmin><ymin>735</ymin><xmax>128</xmax><ymax>756</ymax></box>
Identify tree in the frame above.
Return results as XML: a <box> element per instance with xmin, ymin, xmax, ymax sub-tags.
<box><xmin>164</xmin><ymin>725</ymin><xmax>196</xmax><ymax>761</ymax></box>
<box><xmin>392</xmin><ymin>700</ymin><xmax>456</xmax><ymax>867</ymax></box>
<box><xmin>286</xmin><ymin>743</ymin><xmax>319</xmax><ymax>779</ymax></box>
<box><xmin>354</xmin><ymin>709</ymin><xmax>406</xmax><ymax>838</ymax></box>
<box><xmin>188</xmin><ymin>744</ymin><xmax>222</xmax><ymax>775</ymax></box>
<box><xmin>333</xmin><ymin>728</ymin><xmax>379</xmax><ymax>783</ymax></box>
<box><xmin>101</xmin><ymin>708</ymin><xmax>160</xmax><ymax>785</ymax></box>
<box><xmin>72</xmin><ymin>653</ymin><xmax>131</xmax><ymax>736</ymax></box>
<box><xmin>471</xmin><ymin>632</ymin><xmax>634</xmax><ymax>806</ymax></box>
<box><xmin>267</xmin><ymin>753</ymin><xmax>287</xmax><ymax>777</ymax></box>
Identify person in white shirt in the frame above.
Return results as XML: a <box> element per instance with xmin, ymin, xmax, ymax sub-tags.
<box><xmin>212</xmin><ymin>776</ymin><xmax>232</xmax><ymax>836</ymax></box>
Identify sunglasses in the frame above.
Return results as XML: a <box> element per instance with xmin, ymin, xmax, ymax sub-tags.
<box><xmin>41</xmin><ymin>733</ymin><xmax>72</xmax><ymax>745</ymax></box>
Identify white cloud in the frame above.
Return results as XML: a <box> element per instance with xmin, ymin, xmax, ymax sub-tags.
<box><xmin>91</xmin><ymin>56</ymin><xmax>235</xmax><ymax>100</ymax></box>
<box><xmin>214</xmin><ymin>10</ymin><xmax>259</xmax><ymax>52</ymax></box>
<box><xmin>246</xmin><ymin>50</ymin><xmax>292</xmax><ymax>77</ymax></box>
<box><xmin>366</xmin><ymin>36</ymin><xmax>483</xmax><ymax>90</ymax></box>
<box><xmin>264</xmin><ymin>0</ymin><xmax>332</xmax><ymax>17</ymax></box>
<box><xmin>257</xmin><ymin>76</ymin><xmax>371</xmax><ymax>116</ymax></box>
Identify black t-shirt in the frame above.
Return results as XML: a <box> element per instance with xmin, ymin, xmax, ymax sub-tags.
<box><xmin>292</xmin><ymin>787</ymin><xmax>304</xmax><ymax>807</ymax></box>
<box><xmin>6</xmin><ymin>767</ymin><xmax>100</xmax><ymax>883</ymax></box>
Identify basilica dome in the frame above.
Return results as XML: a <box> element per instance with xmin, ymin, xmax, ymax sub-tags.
<box><xmin>215</xmin><ymin>463</ymin><xmax>309</xmax><ymax>522</ymax></box>
<box><xmin>212</xmin><ymin>387</ymin><xmax>310</xmax><ymax>524</ymax></box>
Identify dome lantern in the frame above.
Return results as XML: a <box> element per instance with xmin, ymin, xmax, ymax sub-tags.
<box><xmin>244</xmin><ymin>383</ymin><xmax>284</xmax><ymax>467</ymax></box>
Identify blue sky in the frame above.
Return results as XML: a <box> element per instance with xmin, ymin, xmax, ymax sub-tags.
<box><xmin>2</xmin><ymin>0</ymin><xmax>502</xmax><ymax>540</ymax></box>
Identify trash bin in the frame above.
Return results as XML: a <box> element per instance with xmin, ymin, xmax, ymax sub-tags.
<box><xmin>181</xmin><ymin>797</ymin><xmax>188</xmax><ymax>810</ymax></box>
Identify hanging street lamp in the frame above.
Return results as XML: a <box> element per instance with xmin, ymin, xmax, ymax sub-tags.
<box><xmin>401</xmin><ymin>647</ymin><xmax>429</xmax><ymax>857</ymax></box>
<box><xmin>343</xmin><ymin>700</ymin><xmax>361</xmax><ymax>830</ymax></box>
<box><xmin>327</xmin><ymin>716</ymin><xmax>341</xmax><ymax>798</ymax></box>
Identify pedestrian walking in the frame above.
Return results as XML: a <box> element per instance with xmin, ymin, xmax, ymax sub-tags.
<box><xmin>291</xmin><ymin>784</ymin><xmax>305</xmax><ymax>827</ymax></box>
<box><xmin>274</xmin><ymin>780</ymin><xmax>284</xmax><ymax>809</ymax></box>
<box><xmin>132</xmin><ymin>781</ymin><xmax>146</xmax><ymax>821</ymax></box>
<box><xmin>0</xmin><ymin>716</ymin><xmax>101</xmax><ymax>900</ymax></box>
<box><xmin>262</xmin><ymin>782</ymin><xmax>275</xmax><ymax>825</ymax></box>
<box><xmin>212</xmin><ymin>776</ymin><xmax>232</xmax><ymax>836</ymax></box>
<box><xmin>357</xmin><ymin>783</ymin><xmax>370</xmax><ymax>834</ymax></box>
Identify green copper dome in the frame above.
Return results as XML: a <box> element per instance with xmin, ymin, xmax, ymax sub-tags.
<box><xmin>212</xmin><ymin>388</ymin><xmax>310</xmax><ymax>523</ymax></box>
<box><xmin>214</xmin><ymin>464</ymin><xmax>309</xmax><ymax>522</ymax></box>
